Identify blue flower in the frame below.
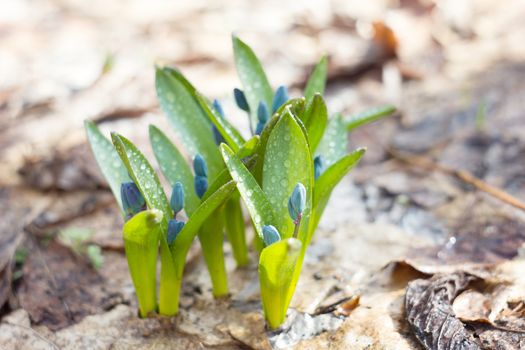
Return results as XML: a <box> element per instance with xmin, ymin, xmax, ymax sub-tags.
<box><xmin>233</xmin><ymin>88</ymin><xmax>250</xmax><ymax>112</ymax></box>
<box><xmin>194</xmin><ymin>175</ymin><xmax>208</xmax><ymax>199</ymax></box>
<box><xmin>212</xmin><ymin>125</ymin><xmax>225</xmax><ymax>146</ymax></box>
<box><xmin>121</xmin><ymin>182</ymin><xmax>146</xmax><ymax>219</ymax></box>
<box><xmin>255</xmin><ymin>101</ymin><xmax>269</xmax><ymax>135</ymax></box>
<box><xmin>262</xmin><ymin>225</ymin><xmax>281</xmax><ymax>246</ymax></box>
<box><xmin>167</xmin><ymin>219</ymin><xmax>185</xmax><ymax>245</ymax></box>
<box><xmin>212</xmin><ymin>100</ymin><xmax>226</xmax><ymax>145</ymax></box>
<box><xmin>314</xmin><ymin>155</ymin><xmax>324</xmax><ymax>180</ymax></box>
<box><xmin>213</xmin><ymin>99</ymin><xmax>225</xmax><ymax>118</ymax></box>
<box><xmin>193</xmin><ymin>154</ymin><xmax>208</xmax><ymax>178</ymax></box>
<box><xmin>288</xmin><ymin>183</ymin><xmax>306</xmax><ymax>222</ymax></box>
<box><xmin>170</xmin><ymin>182</ymin><xmax>185</xmax><ymax>214</ymax></box>
<box><xmin>272</xmin><ymin>86</ymin><xmax>288</xmax><ymax>113</ymax></box>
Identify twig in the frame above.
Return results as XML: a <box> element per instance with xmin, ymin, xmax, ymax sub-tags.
<box><xmin>314</xmin><ymin>295</ymin><xmax>360</xmax><ymax>315</ymax></box>
<box><xmin>387</xmin><ymin>148</ymin><xmax>525</xmax><ymax>212</ymax></box>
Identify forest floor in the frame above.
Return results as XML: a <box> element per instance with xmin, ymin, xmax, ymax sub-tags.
<box><xmin>1</xmin><ymin>0</ymin><xmax>525</xmax><ymax>349</ymax></box>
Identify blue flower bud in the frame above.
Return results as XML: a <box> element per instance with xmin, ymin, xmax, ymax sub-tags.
<box><xmin>121</xmin><ymin>182</ymin><xmax>146</xmax><ymax>219</ymax></box>
<box><xmin>255</xmin><ymin>102</ymin><xmax>270</xmax><ymax>135</ymax></box>
<box><xmin>170</xmin><ymin>182</ymin><xmax>185</xmax><ymax>214</ymax></box>
<box><xmin>257</xmin><ymin>101</ymin><xmax>269</xmax><ymax>124</ymax></box>
<box><xmin>167</xmin><ymin>219</ymin><xmax>185</xmax><ymax>245</ymax></box>
<box><xmin>194</xmin><ymin>175</ymin><xmax>208</xmax><ymax>198</ymax></box>
<box><xmin>314</xmin><ymin>155</ymin><xmax>324</xmax><ymax>180</ymax></box>
<box><xmin>212</xmin><ymin>99</ymin><xmax>225</xmax><ymax>118</ymax></box>
<box><xmin>254</xmin><ymin>121</ymin><xmax>265</xmax><ymax>135</ymax></box>
<box><xmin>262</xmin><ymin>225</ymin><xmax>281</xmax><ymax>246</ymax></box>
<box><xmin>288</xmin><ymin>183</ymin><xmax>306</xmax><ymax>222</ymax></box>
<box><xmin>272</xmin><ymin>86</ymin><xmax>289</xmax><ymax>113</ymax></box>
<box><xmin>211</xmin><ymin>100</ymin><xmax>226</xmax><ymax>145</ymax></box>
<box><xmin>234</xmin><ymin>88</ymin><xmax>250</xmax><ymax>112</ymax></box>
<box><xmin>212</xmin><ymin>125</ymin><xmax>225</xmax><ymax>145</ymax></box>
<box><xmin>193</xmin><ymin>154</ymin><xmax>208</xmax><ymax>178</ymax></box>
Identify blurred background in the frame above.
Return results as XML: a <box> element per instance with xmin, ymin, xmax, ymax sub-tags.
<box><xmin>2</xmin><ymin>0</ymin><xmax>524</xmax><ymax>185</ymax></box>
<box><xmin>1</xmin><ymin>0</ymin><xmax>525</xmax><ymax>348</ymax></box>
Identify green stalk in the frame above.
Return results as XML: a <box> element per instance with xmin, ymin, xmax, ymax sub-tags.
<box><xmin>199</xmin><ymin>209</ymin><xmax>228</xmax><ymax>297</ymax></box>
<box><xmin>253</xmin><ymin>232</ymin><xmax>264</xmax><ymax>254</ymax></box>
<box><xmin>258</xmin><ymin>238</ymin><xmax>302</xmax><ymax>329</ymax></box>
<box><xmin>160</xmin><ymin>181</ymin><xmax>238</xmax><ymax>315</ymax></box>
<box><xmin>158</xmin><ymin>238</ymin><xmax>181</xmax><ymax>316</ymax></box>
<box><xmin>123</xmin><ymin>210</ymin><xmax>162</xmax><ymax>318</ymax></box>
<box><xmin>224</xmin><ymin>197</ymin><xmax>249</xmax><ymax>267</ymax></box>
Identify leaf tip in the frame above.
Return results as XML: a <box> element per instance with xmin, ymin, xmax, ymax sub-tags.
<box><xmin>110</xmin><ymin>131</ymin><xmax>120</xmax><ymax>142</ymax></box>
<box><xmin>84</xmin><ymin>119</ymin><xmax>94</xmax><ymax>129</ymax></box>
<box><xmin>219</xmin><ymin>143</ymin><xmax>233</xmax><ymax>157</ymax></box>
<box><xmin>147</xmin><ymin>208</ymin><xmax>164</xmax><ymax>224</ymax></box>
<box><xmin>148</xmin><ymin>124</ymin><xmax>158</xmax><ymax>134</ymax></box>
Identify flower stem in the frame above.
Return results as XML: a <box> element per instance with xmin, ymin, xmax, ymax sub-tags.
<box><xmin>224</xmin><ymin>198</ymin><xmax>249</xmax><ymax>267</ymax></box>
<box><xmin>158</xmin><ymin>238</ymin><xmax>180</xmax><ymax>316</ymax></box>
<box><xmin>292</xmin><ymin>213</ymin><xmax>302</xmax><ymax>239</ymax></box>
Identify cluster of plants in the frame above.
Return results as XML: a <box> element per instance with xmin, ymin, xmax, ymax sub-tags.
<box><xmin>85</xmin><ymin>35</ymin><xmax>394</xmax><ymax>328</ymax></box>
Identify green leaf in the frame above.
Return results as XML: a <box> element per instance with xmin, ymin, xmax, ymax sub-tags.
<box><xmin>275</xmin><ymin>97</ymin><xmax>305</xmax><ymax>122</ymax></box>
<box><xmin>149</xmin><ymin>125</ymin><xmax>200</xmax><ymax>215</ymax></box>
<box><xmin>304</xmin><ymin>55</ymin><xmax>327</xmax><ymax>101</ymax></box>
<box><xmin>86</xmin><ymin>245</ymin><xmax>104</xmax><ymax>269</ymax></box>
<box><xmin>315</xmin><ymin>113</ymin><xmax>347</xmax><ymax>168</ymax></box>
<box><xmin>252</xmin><ymin>114</ymin><xmax>281</xmax><ymax>183</ymax></box>
<box><xmin>162</xmin><ymin>66</ymin><xmax>198</xmax><ymax>95</ymax></box>
<box><xmin>345</xmin><ymin>105</ymin><xmax>396</xmax><ymax>131</ymax></box>
<box><xmin>123</xmin><ymin>209</ymin><xmax>163</xmax><ymax>318</ymax></box>
<box><xmin>111</xmin><ymin>133</ymin><xmax>172</xmax><ymax>220</ymax></box>
<box><xmin>251</xmin><ymin>99</ymin><xmax>305</xmax><ymax>183</ymax></box>
<box><xmin>172</xmin><ymin>181</ymin><xmax>237</xmax><ymax>262</ymax></box>
<box><xmin>202</xmin><ymin>154</ymin><xmax>257</xmax><ymax>202</ymax></box>
<box><xmin>232</xmin><ymin>35</ymin><xmax>273</xmax><ymax>131</ymax></box>
<box><xmin>259</xmin><ymin>238</ymin><xmax>302</xmax><ymax>329</ymax></box>
<box><xmin>155</xmin><ymin>67</ymin><xmax>222</xmax><ymax>179</ymax></box>
<box><xmin>262</xmin><ymin>110</ymin><xmax>313</xmax><ymax>239</ymax></box>
<box><xmin>194</xmin><ymin>93</ymin><xmax>245</xmax><ymax>152</ymax></box>
<box><xmin>84</xmin><ymin>121</ymin><xmax>131</xmax><ymax>211</ymax></box>
<box><xmin>58</xmin><ymin>227</ymin><xmax>92</xmax><ymax>248</ymax></box>
<box><xmin>111</xmin><ymin>133</ymin><xmax>179</xmax><ymax>316</ymax></box>
<box><xmin>220</xmin><ymin>144</ymin><xmax>274</xmax><ymax>238</ymax></box>
<box><xmin>310</xmin><ymin>148</ymin><xmax>365</xmax><ymax>241</ymax></box>
<box><xmin>302</xmin><ymin>94</ymin><xmax>328</xmax><ymax>152</ymax></box>
<box><xmin>236</xmin><ymin>135</ymin><xmax>259</xmax><ymax>159</ymax></box>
